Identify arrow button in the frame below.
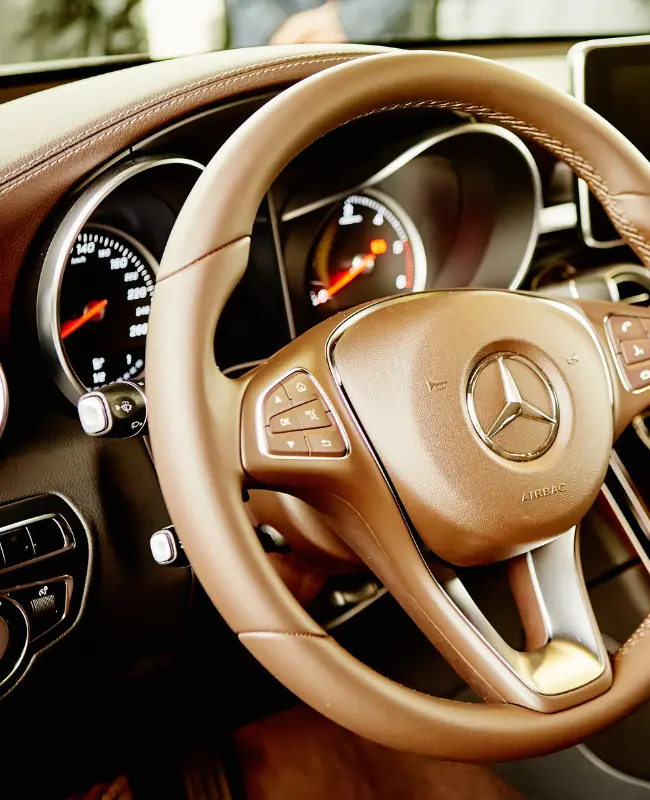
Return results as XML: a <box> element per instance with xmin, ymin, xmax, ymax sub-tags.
<box><xmin>264</xmin><ymin>385</ymin><xmax>291</xmax><ymax>421</ymax></box>
<box><xmin>266</xmin><ymin>430</ymin><xmax>309</xmax><ymax>456</ymax></box>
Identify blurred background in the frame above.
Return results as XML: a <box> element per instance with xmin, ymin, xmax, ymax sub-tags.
<box><xmin>0</xmin><ymin>0</ymin><xmax>649</xmax><ymax>67</ymax></box>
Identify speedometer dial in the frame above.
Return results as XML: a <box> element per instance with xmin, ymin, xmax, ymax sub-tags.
<box><xmin>309</xmin><ymin>192</ymin><xmax>426</xmax><ymax>316</ymax></box>
<box><xmin>58</xmin><ymin>225</ymin><xmax>156</xmax><ymax>391</ymax></box>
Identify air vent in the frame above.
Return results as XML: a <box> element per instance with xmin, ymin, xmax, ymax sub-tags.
<box><xmin>608</xmin><ymin>267</ymin><xmax>650</xmax><ymax>308</ymax></box>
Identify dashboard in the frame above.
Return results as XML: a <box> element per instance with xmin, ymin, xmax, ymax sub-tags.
<box><xmin>3</xmin><ymin>42</ymin><xmax>650</xmax><ymax>794</ymax></box>
<box><xmin>31</xmin><ymin>104</ymin><xmax>546</xmax><ymax>401</ymax></box>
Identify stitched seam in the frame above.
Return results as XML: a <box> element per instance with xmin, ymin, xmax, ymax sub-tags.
<box><xmin>342</xmin><ymin>100</ymin><xmax>650</xmax><ymax>264</ymax></box>
<box><xmin>156</xmin><ymin>235</ymin><xmax>250</xmax><ymax>283</ymax></box>
<box><xmin>2</xmin><ymin>51</ymin><xmax>369</xmax><ymax>191</ymax></box>
<box><xmin>618</xmin><ymin>613</ymin><xmax>650</xmax><ymax>656</ymax></box>
<box><xmin>0</xmin><ymin>59</ymin><xmax>358</xmax><ymax>200</ymax></box>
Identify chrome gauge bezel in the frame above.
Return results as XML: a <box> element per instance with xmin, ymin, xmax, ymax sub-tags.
<box><xmin>0</xmin><ymin>363</ymin><xmax>9</xmax><ymax>442</ymax></box>
<box><xmin>37</xmin><ymin>156</ymin><xmax>204</xmax><ymax>403</ymax></box>
<box><xmin>309</xmin><ymin>187</ymin><xmax>428</xmax><ymax>314</ymax></box>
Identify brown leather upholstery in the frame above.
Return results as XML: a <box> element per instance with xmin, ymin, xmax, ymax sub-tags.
<box><xmin>146</xmin><ymin>50</ymin><xmax>650</xmax><ymax>760</ymax></box>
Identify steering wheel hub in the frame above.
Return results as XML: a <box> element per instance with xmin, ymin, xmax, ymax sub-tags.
<box><xmin>330</xmin><ymin>290</ymin><xmax>613</xmax><ymax>565</ymax></box>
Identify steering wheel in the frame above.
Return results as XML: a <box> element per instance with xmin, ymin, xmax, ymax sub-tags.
<box><xmin>146</xmin><ymin>51</ymin><xmax>650</xmax><ymax>761</ymax></box>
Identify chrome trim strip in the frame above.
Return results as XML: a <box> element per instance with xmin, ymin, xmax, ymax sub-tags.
<box><xmin>602</xmin><ymin>264</ymin><xmax>650</xmax><ymax>306</ymax></box>
<box><xmin>324</xmin><ymin>586</ymin><xmax>388</xmax><ymax>631</ymax></box>
<box><xmin>37</xmin><ymin>156</ymin><xmax>204</xmax><ymax>404</ymax></box>
<box><xmin>568</xmin><ymin>36</ymin><xmax>650</xmax><ymax>249</ymax></box>
<box><xmin>633</xmin><ymin>414</ymin><xmax>650</xmax><ymax>454</ymax></box>
<box><xmin>539</xmin><ymin>202</ymin><xmax>578</xmax><ymax>235</ymax></box>
<box><xmin>608</xmin><ymin>452</ymin><xmax>650</xmax><ymax>569</ymax></box>
<box><xmin>282</xmin><ymin>123</ymin><xmax>542</xmax><ymax>291</ymax></box>
<box><xmin>600</xmin><ymin>482</ymin><xmax>650</xmax><ymax>576</ymax></box>
<box><xmin>0</xmin><ymin>362</ymin><xmax>9</xmax><ymax>443</ymax></box>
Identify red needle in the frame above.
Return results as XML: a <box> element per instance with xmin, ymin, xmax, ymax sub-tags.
<box><xmin>61</xmin><ymin>299</ymin><xmax>108</xmax><ymax>339</ymax></box>
<box><xmin>321</xmin><ymin>255</ymin><xmax>375</xmax><ymax>303</ymax></box>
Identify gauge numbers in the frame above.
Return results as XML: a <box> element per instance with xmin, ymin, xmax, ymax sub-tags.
<box><xmin>59</xmin><ymin>225</ymin><xmax>156</xmax><ymax>391</ymax></box>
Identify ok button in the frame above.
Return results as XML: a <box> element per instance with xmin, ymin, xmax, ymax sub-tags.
<box><xmin>622</xmin><ymin>338</ymin><xmax>650</xmax><ymax>365</ymax></box>
<box><xmin>269</xmin><ymin>409</ymin><xmax>301</xmax><ymax>434</ymax></box>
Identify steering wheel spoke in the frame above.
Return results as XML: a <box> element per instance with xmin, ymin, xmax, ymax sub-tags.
<box><xmin>429</xmin><ymin>528</ymin><xmax>611</xmax><ymax>710</ymax></box>
<box><xmin>240</xmin><ymin>316</ymin><xmax>417</xmax><ymax>570</ymax></box>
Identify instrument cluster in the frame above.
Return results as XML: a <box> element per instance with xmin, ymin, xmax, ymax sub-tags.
<box><xmin>34</xmin><ymin>119</ymin><xmax>544</xmax><ymax>402</ymax></box>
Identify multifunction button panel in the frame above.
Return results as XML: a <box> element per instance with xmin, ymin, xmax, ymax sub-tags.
<box><xmin>262</xmin><ymin>371</ymin><xmax>348</xmax><ymax>457</ymax></box>
<box><xmin>0</xmin><ymin>495</ymin><xmax>89</xmax><ymax>696</ymax></box>
<box><xmin>607</xmin><ymin>315</ymin><xmax>650</xmax><ymax>390</ymax></box>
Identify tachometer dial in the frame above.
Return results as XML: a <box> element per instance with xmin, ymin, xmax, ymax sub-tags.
<box><xmin>58</xmin><ymin>225</ymin><xmax>156</xmax><ymax>391</ymax></box>
<box><xmin>309</xmin><ymin>192</ymin><xmax>426</xmax><ymax>316</ymax></box>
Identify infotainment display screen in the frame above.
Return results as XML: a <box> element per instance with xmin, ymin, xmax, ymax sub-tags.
<box><xmin>570</xmin><ymin>37</ymin><xmax>650</xmax><ymax>247</ymax></box>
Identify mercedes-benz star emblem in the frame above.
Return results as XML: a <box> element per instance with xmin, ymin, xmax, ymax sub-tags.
<box><xmin>466</xmin><ymin>353</ymin><xmax>559</xmax><ymax>462</ymax></box>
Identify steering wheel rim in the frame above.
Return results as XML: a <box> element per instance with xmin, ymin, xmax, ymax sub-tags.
<box><xmin>146</xmin><ymin>50</ymin><xmax>650</xmax><ymax>761</ymax></box>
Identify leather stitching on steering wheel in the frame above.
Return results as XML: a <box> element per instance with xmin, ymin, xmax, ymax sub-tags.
<box><xmin>341</xmin><ymin>99</ymin><xmax>650</xmax><ymax>264</ymax></box>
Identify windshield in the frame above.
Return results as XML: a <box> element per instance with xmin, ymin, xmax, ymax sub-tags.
<box><xmin>1</xmin><ymin>0</ymin><xmax>649</xmax><ymax>68</ymax></box>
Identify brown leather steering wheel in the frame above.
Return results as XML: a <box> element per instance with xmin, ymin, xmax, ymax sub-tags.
<box><xmin>146</xmin><ymin>51</ymin><xmax>650</xmax><ymax>761</ymax></box>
